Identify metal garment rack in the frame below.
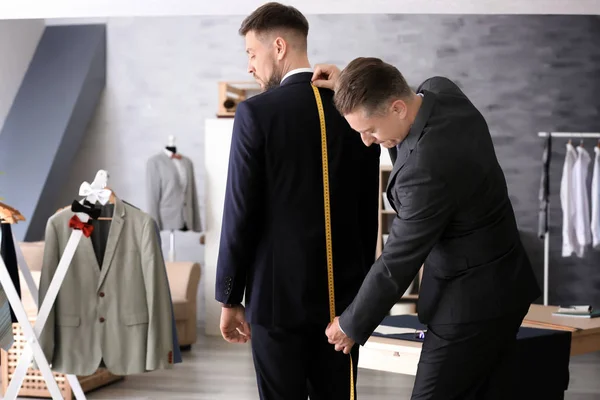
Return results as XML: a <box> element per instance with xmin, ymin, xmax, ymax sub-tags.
<box><xmin>537</xmin><ymin>132</ymin><xmax>600</xmax><ymax>306</ymax></box>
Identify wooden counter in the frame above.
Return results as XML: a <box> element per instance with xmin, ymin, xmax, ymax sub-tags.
<box><xmin>358</xmin><ymin>304</ymin><xmax>600</xmax><ymax>375</ymax></box>
<box><xmin>522</xmin><ymin>304</ymin><xmax>600</xmax><ymax>356</ymax></box>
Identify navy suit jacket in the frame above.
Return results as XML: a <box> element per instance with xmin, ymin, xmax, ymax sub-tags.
<box><xmin>215</xmin><ymin>72</ymin><xmax>380</xmax><ymax>328</ymax></box>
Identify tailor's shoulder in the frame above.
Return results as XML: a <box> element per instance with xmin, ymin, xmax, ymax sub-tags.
<box><xmin>416</xmin><ymin>76</ymin><xmax>462</xmax><ymax>94</ymax></box>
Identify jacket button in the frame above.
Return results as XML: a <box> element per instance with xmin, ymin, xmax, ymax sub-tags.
<box><xmin>99</xmin><ymin>317</ymin><xmax>105</xmax><ymax>323</ymax></box>
<box><xmin>99</xmin><ymin>292</ymin><xmax>105</xmax><ymax>297</ymax></box>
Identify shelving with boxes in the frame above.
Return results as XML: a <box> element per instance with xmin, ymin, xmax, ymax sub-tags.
<box><xmin>377</xmin><ymin>164</ymin><xmax>422</xmax><ymax>314</ymax></box>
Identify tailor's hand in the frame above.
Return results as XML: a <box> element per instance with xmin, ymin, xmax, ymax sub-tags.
<box><xmin>219</xmin><ymin>304</ymin><xmax>251</xmax><ymax>343</ymax></box>
<box><xmin>311</xmin><ymin>64</ymin><xmax>342</xmax><ymax>91</ymax></box>
<box><xmin>326</xmin><ymin>317</ymin><xmax>355</xmax><ymax>354</ymax></box>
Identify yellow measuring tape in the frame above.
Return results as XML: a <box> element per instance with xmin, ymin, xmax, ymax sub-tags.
<box><xmin>311</xmin><ymin>84</ymin><xmax>355</xmax><ymax>400</ymax></box>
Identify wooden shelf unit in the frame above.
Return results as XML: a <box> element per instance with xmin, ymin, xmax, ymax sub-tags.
<box><xmin>216</xmin><ymin>81</ymin><xmax>261</xmax><ymax>118</ymax></box>
<box><xmin>377</xmin><ymin>164</ymin><xmax>422</xmax><ymax>307</ymax></box>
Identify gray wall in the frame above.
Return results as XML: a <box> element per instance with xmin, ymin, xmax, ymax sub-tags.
<box><xmin>1</xmin><ymin>25</ymin><xmax>107</xmax><ymax>241</ymax></box>
<box><xmin>0</xmin><ymin>19</ymin><xmax>44</xmax><ymax>132</ymax></box>
<box><xmin>51</xmin><ymin>15</ymin><xmax>600</xmax><ymax>312</ymax></box>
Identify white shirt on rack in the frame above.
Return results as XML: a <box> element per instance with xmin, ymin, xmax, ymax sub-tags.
<box><xmin>560</xmin><ymin>143</ymin><xmax>580</xmax><ymax>257</ymax></box>
<box><xmin>573</xmin><ymin>145</ymin><xmax>592</xmax><ymax>257</ymax></box>
<box><xmin>591</xmin><ymin>146</ymin><xmax>600</xmax><ymax>248</ymax></box>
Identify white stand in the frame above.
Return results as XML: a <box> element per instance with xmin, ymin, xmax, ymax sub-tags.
<box><xmin>4</xmin><ymin>170</ymin><xmax>112</xmax><ymax>399</ymax></box>
<box><xmin>169</xmin><ymin>230</ymin><xmax>175</xmax><ymax>262</ymax></box>
<box><xmin>4</xmin><ymin>225</ymin><xmax>88</xmax><ymax>400</ymax></box>
<box><xmin>0</xmin><ymin>255</ymin><xmax>64</xmax><ymax>399</ymax></box>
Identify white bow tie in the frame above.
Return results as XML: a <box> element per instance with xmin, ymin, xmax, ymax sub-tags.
<box><xmin>79</xmin><ymin>182</ymin><xmax>111</xmax><ymax>205</ymax></box>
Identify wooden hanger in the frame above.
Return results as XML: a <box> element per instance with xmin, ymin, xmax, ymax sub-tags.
<box><xmin>0</xmin><ymin>202</ymin><xmax>26</xmax><ymax>224</ymax></box>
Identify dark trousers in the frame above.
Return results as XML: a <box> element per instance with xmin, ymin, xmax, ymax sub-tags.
<box><xmin>411</xmin><ymin>306</ymin><xmax>530</xmax><ymax>400</ymax></box>
<box><xmin>250</xmin><ymin>323</ymin><xmax>359</xmax><ymax>400</ymax></box>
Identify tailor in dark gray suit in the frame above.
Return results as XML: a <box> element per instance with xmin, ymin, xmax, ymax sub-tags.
<box><xmin>339</xmin><ymin>76</ymin><xmax>541</xmax><ymax>399</ymax></box>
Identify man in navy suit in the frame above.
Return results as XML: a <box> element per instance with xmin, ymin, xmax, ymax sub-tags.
<box><xmin>215</xmin><ymin>3</ymin><xmax>380</xmax><ymax>399</ymax></box>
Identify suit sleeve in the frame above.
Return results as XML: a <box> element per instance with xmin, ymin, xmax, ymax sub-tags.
<box><xmin>37</xmin><ymin>218</ymin><xmax>60</xmax><ymax>367</ymax></box>
<box><xmin>358</xmin><ymin>144</ymin><xmax>381</xmax><ymax>272</ymax></box>
<box><xmin>141</xmin><ymin>217</ymin><xmax>174</xmax><ymax>370</ymax></box>
<box><xmin>146</xmin><ymin>159</ymin><xmax>162</xmax><ymax>230</ymax></box>
<box><xmin>215</xmin><ymin>101</ymin><xmax>264</xmax><ymax>304</ymax></box>
<box><xmin>339</xmin><ymin>165</ymin><xmax>456</xmax><ymax>345</ymax></box>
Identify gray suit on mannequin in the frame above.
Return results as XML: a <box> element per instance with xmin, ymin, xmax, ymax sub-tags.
<box><xmin>146</xmin><ymin>150</ymin><xmax>202</xmax><ymax>232</ymax></box>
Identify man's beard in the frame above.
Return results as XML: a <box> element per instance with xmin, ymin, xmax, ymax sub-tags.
<box><xmin>262</xmin><ymin>63</ymin><xmax>283</xmax><ymax>92</ymax></box>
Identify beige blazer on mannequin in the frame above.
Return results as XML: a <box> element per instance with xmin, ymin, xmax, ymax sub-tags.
<box><xmin>146</xmin><ymin>152</ymin><xmax>202</xmax><ymax>232</ymax></box>
<box><xmin>38</xmin><ymin>197</ymin><xmax>174</xmax><ymax>376</ymax></box>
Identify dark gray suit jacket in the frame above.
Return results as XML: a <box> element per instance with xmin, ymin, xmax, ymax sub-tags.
<box><xmin>339</xmin><ymin>77</ymin><xmax>541</xmax><ymax>345</ymax></box>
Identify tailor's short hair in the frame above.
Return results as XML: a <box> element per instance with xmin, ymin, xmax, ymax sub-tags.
<box><xmin>334</xmin><ymin>57</ymin><xmax>413</xmax><ymax>116</ymax></box>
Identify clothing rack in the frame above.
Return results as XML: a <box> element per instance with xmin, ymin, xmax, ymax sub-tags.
<box><xmin>4</xmin><ymin>170</ymin><xmax>112</xmax><ymax>399</ymax></box>
<box><xmin>537</xmin><ymin>132</ymin><xmax>600</xmax><ymax>306</ymax></box>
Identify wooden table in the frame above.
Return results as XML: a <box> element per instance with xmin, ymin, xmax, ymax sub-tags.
<box><xmin>358</xmin><ymin>304</ymin><xmax>600</xmax><ymax>375</ymax></box>
<box><xmin>522</xmin><ymin>305</ymin><xmax>600</xmax><ymax>356</ymax></box>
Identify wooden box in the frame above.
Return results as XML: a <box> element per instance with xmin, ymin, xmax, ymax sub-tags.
<box><xmin>217</xmin><ymin>81</ymin><xmax>261</xmax><ymax>118</ymax></box>
<box><xmin>1</xmin><ymin>322</ymin><xmax>123</xmax><ymax>399</ymax></box>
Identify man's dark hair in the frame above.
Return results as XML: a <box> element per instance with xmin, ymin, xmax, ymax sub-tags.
<box><xmin>239</xmin><ymin>2</ymin><xmax>309</xmax><ymax>43</ymax></box>
<box><xmin>334</xmin><ymin>57</ymin><xmax>413</xmax><ymax>116</ymax></box>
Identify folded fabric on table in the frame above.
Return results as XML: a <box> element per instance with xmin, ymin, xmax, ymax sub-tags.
<box><xmin>373</xmin><ymin>315</ymin><xmax>571</xmax><ymax>400</ymax></box>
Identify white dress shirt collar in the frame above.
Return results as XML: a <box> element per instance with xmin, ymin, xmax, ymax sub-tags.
<box><xmin>281</xmin><ymin>67</ymin><xmax>313</xmax><ymax>84</ymax></box>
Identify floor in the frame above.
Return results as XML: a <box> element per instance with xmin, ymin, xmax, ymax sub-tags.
<box><xmin>4</xmin><ymin>329</ymin><xmax>593</xmax><ymax>400</ymax></box>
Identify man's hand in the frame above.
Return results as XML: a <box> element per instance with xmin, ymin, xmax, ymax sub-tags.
<box><xmin>311</xmin><ymin>64</ymin><xmax>341</xmax><ymax>91</ymax></box>
<box><xmin>325</xmin><ymin>317</ymin><xmax>355</xmax><ymax>354</ymax></box>
<box><xmin>219</xmin><ymin>304</ymin><xmax>251</xmax><ymax>343</ymax></box>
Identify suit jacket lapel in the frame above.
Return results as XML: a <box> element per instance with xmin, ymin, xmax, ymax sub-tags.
<box><xmin>97</xmin><ymin>197</ymin><xmax>125</xmax><ymax>291</ymax></box>
<box><xmin>386</xmin><ymin>90</ymin><xmax>436</xmax><ymax>194</ymax></box>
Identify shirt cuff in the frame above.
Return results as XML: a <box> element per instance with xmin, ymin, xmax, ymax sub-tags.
<box><xmin>338</xmin><ymin>319</ymin><xmax>346</xmax><ymax>335</ymax></box>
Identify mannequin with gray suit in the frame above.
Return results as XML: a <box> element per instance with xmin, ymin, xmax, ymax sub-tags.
<box><xmin>146</xmin><ymin>136</ymin><xmax>202</xmax><ymax>233</ymax></box>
